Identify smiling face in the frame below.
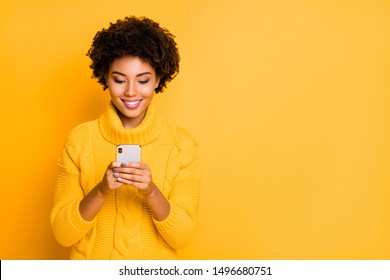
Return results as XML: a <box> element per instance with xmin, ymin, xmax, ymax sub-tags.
<box><xmin>106</xmin><ymin>56</ymin><xmax>160</xmax><ymax>128</ymax></box>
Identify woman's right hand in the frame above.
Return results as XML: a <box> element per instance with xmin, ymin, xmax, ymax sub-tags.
<box><xmin>98</xmin><ymin>161</ymin><xmax>124</xmax><ymax>196</ymax></box>
<box><xmin>79</xmin><ymin>161</ymin><xmax>124</xmax><ymax>221</ymax></box>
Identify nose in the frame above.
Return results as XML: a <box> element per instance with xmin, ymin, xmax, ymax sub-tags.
<box><xmin>124</xmin><ymin>83</ymin><xmax>136</xmax><ymax>97</ymax></box>
<box><xmin>124</xmin><ymin>90</ymin><xmax>136</xmax><ymax>97</ymax></box>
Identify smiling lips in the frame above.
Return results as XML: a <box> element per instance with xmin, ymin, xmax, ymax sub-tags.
<box><xmin>123</xmin><ymin>99</ymin><xmax>142</xmax><ymax>109</ymax></box>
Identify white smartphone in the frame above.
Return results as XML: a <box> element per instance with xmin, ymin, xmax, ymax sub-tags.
<box><xmin>116</xmin><ymin>144</ymin><xmax>141</xmax><ymax>163</ymax></box>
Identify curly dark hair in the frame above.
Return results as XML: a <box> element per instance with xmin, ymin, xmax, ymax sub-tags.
<box><xmin>86</xmin><ymin>16</ymin><xmax>180</xmax><ymax>93</ymax></box>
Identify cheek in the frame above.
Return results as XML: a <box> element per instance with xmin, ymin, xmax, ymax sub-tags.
<box><xmin>108</xmin><ymin>85</ymin><xmax>122</xmax><ymax>96</ymax></box>
<box><xmin>140</xmin><ymin>86</ymin><xmax>156</xmax><ymax>97</ymax></box>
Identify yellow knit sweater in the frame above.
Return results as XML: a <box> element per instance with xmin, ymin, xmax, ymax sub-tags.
<box><xmin>50</xmin><ymin>102</ymin><xmax>200</xmax><ymax>259</ymax></box>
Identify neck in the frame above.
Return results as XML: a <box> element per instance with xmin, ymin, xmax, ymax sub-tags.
<box><xmin>116</xmin><ymin>108</ymin><xmax>147</xmax><ymax>129</ymax></box>
<box><xmin>99</xmin><ymin>101</ymin><xmax>163</xmax><ymax>146</ymax></box>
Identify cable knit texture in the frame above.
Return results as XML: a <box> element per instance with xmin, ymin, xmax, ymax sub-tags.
<box><xmin>50</xmin><ymin>102</ymin><xmax>200</xmax><ymax>259</ymax></box>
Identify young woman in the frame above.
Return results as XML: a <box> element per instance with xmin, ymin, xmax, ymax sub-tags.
<box><xmin>50</xmin><ymin>16</ymin><xmax>200</xmax><ymax>260</ymax></box>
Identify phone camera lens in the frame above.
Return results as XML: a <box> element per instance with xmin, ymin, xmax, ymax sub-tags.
<box><xmin>118</xmin><ymin>148</ymin><xmax>122</xmax><ymax>153</ymax></box>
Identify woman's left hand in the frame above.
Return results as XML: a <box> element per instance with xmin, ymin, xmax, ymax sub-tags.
<box><xmin>113</xmin><ymin>162</ymin><xmax>156</xmax><ymax>196</ymax></box>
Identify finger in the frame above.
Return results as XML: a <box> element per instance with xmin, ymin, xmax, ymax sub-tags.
<box><xmin>127</xmin><ymin>162</ymin><xmax>144</xmax><ymax>169</ymax></box>
<box><xmin>112</xmin><ymin>167</ymin><xmax>145</xmax><ymax>176</ymax></box>
<box><xmin>105</xmin><ymin>174</ymin><xmax>124</xmax><ymax>190</ymax></box>
<box><xmin>116</xmin><ymin>176</ymin><xmax>135</xmax><ymax>185</ymax></box>
<box><xmin>110</xmin><ymin>161</ymin><xmax>122</xmax><ymax>168</ymax></box>
<box><xmin>116</xmin><ymin>178</ymin><xmax>146</xmax><ymax>189</ymax></box>
<box><xmin>117</xmin><ymin>173</ymin><xmax>145</xmax><ymax>183</ymax></box>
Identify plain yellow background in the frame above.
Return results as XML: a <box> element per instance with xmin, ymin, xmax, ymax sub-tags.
<box><xmin>1</xmin><ymin>0</ymin><xmax>389</xmax><ymax>259</ymax></box>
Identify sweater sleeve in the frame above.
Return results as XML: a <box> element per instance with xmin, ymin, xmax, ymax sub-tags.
<box><xmin>50</xmin><ymin>127</ymin><xmax>96</xmax><ymax>247</ymax></box>
<box><xmin>153</xmin><ymin>128</ymin><xmax>201</xmax><ymax>249</ymax></box>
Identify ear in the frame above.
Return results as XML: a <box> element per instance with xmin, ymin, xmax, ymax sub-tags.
<box><xmin>155</xmin><ymin>77</ymin><xmax>160</xmax><ymax>89</ymax></box>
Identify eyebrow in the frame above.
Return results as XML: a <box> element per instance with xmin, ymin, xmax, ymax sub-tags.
<box><xmin>111</xmin><ymin>71</ymin><xmax>152</xmax><ymax>77</ymax></box>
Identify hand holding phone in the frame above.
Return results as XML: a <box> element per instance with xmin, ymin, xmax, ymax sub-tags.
<box><xmin>113</xmin><ymin>145</ymin><xmax>160</xmax><ymax>201</ymax></box>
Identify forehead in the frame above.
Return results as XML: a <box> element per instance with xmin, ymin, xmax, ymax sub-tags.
<box><xmin>109</xmin><ymin>56</ymin><xmax>155</xmax><ymax>74</ymax></box>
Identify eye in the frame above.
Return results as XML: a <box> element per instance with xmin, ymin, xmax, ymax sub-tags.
<box><xmin>139</xmin><ymin>80</ymin><xmax>150</xmax><ymax>85</ymax></box>
<box><xmin>114</xmin><ymin>79</ymin><xmax>125</xmax><ymax>84</ymax></box>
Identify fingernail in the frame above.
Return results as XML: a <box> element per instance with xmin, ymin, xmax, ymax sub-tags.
<box><xmin>113</xmin><ymin>173</ymin><xmax>119</xmax><ymax>177</ymax></box>
<box><xmin>113</xmin><ymin>168</ymin><xmax>119</xmax><ymax>172</ymax></box>
<box><xmin>121</xmin><ymin>163</ymin><xmax>127</xmax><ymax>167</ymax></box>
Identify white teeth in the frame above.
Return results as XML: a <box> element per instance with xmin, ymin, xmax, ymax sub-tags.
<box><xmin>125</xmin><ymin>101</ymin><xmax>140</xmax><ymax>106</ymax></box>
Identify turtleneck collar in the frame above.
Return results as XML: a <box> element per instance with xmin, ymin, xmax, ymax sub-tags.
<box><xmin>99</xmin><ymin>101</ymin><xmax>162</xmax><ymax>146</ymax></box>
